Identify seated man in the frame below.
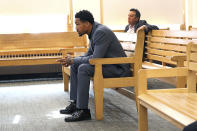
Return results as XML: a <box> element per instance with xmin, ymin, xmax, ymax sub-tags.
<box><xmin>124</xmin><ymin>8</ymin><xmax>159</xmax><ymax>58</ymax></box>
<box><xmin>125</xmin><ymin>8</ymin><xmax>159</xmax><ymax>34</ymax></box>
<box><xmin>57</xmin><ymin>10</ymin><xmax>131</xmax><ymax>122</ymax></box>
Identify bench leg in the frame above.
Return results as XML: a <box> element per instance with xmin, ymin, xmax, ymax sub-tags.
<box><xmin>62</xmin><ymin>67</ymin><xmax>69</xmax><ymax>92</ymax></box>
<box><xmin>63</xmin><ymin>74</ymin><xmax>69</xmax><ymax>92</ymax></box>
<box><xmin>176</xmin><ymin>76</ymin><xmax>186</xmax><ymax>88</ymax></box>
<box><xmin>138</xmin><ymin>103</ymin><xmax>148</xmax><ymax>131</ymax></box>
<box><xmin>94</xmin><ymin>84</ymin><xmax>104</xmax><ymax>120</ymax></box>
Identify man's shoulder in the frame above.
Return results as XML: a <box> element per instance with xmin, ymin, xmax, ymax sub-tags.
<box><xmin>95</xmin><ymin>23</ymin><xmax>113</xmax><ymax>35</ymax></box>
<box><xmin>138</xmin><ymin>20</ymin><xmax>147</xmax><ymax>25</ymax></box>
<box><xmin>125</xmin><ymin>24</ymin><xmax>129</xmax><ymax>28</ymax></box>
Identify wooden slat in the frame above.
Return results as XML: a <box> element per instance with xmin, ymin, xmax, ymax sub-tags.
<box><xmin>112</xmin><ymin>30</ymin><xmax>124</xmax><ymax>32</ymax></box>
<box><xmin>149</xmin><ymin>37</ymin><xmax>191</xmax><ymax>45</ymax></box>
<box><xmin>0</xmin><ymin>32</ymin><xmax>87</xmax><ymax>50</ymax></box>
<box><xmin>89</xmin><ymin>57</ymin><xmax>135</xmax><ymax>65</ymax></box>
<box><xmin>0</xmin><ymin>57</ymin><xmax>60</xmax><ymax>66</ymax></box>
<box><xmin>143</xmin><ymin>67</ymin><xmax>188</xmax><ymax>78</ymax></box>
<box><xmin>114</xmin><ymin>88</ymin><xmax>136</xmax><ymax>100</ymax></box>
<box><xmin>151</xmin><ymin>30</ymin><xmax>197</xmax><ymax>38</ymax></box>
<box><xmin>190</xmin><ymin>28</ymin><xmax>197</xmax><ymax>31</ymax></box>
<box><xmin>190</xmin><ymin>53</ymin><xmax>197</xmax><ymax>62</ymax></box>
<box><xmin>142</xmin><ymin>61</ymin><xmax>171</xmax><ymax>69</ymax></box>
<box><xmin>25</xmin><ymin>32</ymin><xmax>87</xmax><ymax>47</ymax></box>
<box><xmin>146</xmin><ymin>54</ymin><xmax>176</xmax><ymax>65</ymax></box>
<box><xmin>147</xmin><ymin>48</ymin><xmax>185</xmax><ymax>57</ymax></box>
<box><xmin>188</xmin><ymin>62</ymin><xmax>197</xmax><ymax>72</ymax></box>
<box><xmin>0</xmin><ymin>49</ymin><xmax>63</xmax><ymax>55</ymax></box>
<box><xmin>103</xmin><ymin>77</ymin><xmax>135</xmax><ymax>88</ymax></box>
<box><xmin>147</xmin><ymin>88</ymin><xmax>188</xmax><ymax>93</ymax></box>
<box><xmin>147</xmin><ymin>43</ymin><xmax>186</xmax><ymax>52</ymax></box>
<box><xmin>191</xmin><ymin>43</ymin><xmax>197</xmax><ymax>51</ymax></box>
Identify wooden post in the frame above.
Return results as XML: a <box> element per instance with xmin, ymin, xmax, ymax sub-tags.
<box><xmin>100</xmin><ymin>0</ymin><xmax>103</xmax><ymax>24</ymax></box>
<box><xmin>180</xmin><ymin>0</ymin><xmax>186</xmax><ymax>30</ymax></box>
<box><xmin>67</xmin><ymin>0</ymin><xmax>73</xmax><ymax>31</ymax></box>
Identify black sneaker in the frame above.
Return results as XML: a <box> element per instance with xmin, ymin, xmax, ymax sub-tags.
<box><xmin>60</xmin><ymin>101</ymin><xmax>76</xmax><ymax>114</ymax></box>
<box><xmin>64</xmin><ymin>109</ymin><xmax>91</xmax><ymax>122</ymax></box>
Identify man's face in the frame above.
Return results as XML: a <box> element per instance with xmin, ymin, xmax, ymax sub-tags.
<box><xmin>128</xmin><ymin>11</ymin><xmax>139</xmax><ymax>25</ymax></box>
<box><xmin>75</xmin><ymin>18</ymin><xmax>88</xmax><ymax>36</ymax></box>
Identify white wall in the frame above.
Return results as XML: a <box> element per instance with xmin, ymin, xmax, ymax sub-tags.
<box><xmin>73</xmin><ymin>0</ymin><xmax>100</xmax><ymax>28</ymax></box>
<box><xmin>0</xmin><ymin>0</ymin><xmax>68</xmax><ymax>33</ymax></box>
<box><xmin>1</xmin><ymin>0</ymin><xmax>197</xmax><ymax>33</ymax></box>
<box><xmin>0</xmin><ymin>0</ymin><xmax>67</xmax><ymax>15</ymax></box>
<box><xmin>188</xmin><ymin>0</ymin><xmax>197</xmax><ymax>27</ymax></box>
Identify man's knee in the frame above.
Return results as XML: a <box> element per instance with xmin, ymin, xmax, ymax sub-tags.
<box><xmin>70</xmin><ymin>63</ymin><xmax>79</xmax><ymax>71</ymax></box>
<box><xmin>78</xmin><ymin>64</ymin><xmax>94</xmax><ymax>76</ymax></box>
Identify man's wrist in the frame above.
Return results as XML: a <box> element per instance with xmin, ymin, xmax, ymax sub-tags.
<box><xmin>70</xmin><ymin>59</ymin><xmax>74</xmax><ymax>65</ymax></box>
<box><xmin>143</xmin><ymin>25</ymin><xmax>148</xmax><ymax>30</ymax></box>
<box><xmin>67</xmin><ymin>58</ymin><xmax>73</xmax><ymax>65</ymax></box>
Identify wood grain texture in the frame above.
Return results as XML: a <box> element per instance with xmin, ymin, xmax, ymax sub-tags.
<box><xmin>137</xmin><ymin>42</ymin><xmax>197</xmax><ymax>131</ymax></box>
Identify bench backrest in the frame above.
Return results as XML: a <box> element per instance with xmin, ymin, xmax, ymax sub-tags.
<box><xmin>188</xmin><ymin>25</ymin><xmax>197</xmax><ymax>31</ymax></box>
<box><xmin>187</xmin><ymin>42</ymin><xmax>197</xmax><ymax>93</ymax></box>
<box><xmin>0</xmin><ymin>32</ymin><xmax>87</xmax><ymax>50</ymax></box>
<box><xmin>0</xmin><ymin>32</ymin><xmax>88</xmax><ymax>59</ymax></box>
<box><xmin>145</xmin><ymin>30</ymin><xmax>197</xmax><ymax>66</ymax></box>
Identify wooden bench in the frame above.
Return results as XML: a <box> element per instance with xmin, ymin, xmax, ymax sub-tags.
<box><xmin>0</xmin><ymin>32</ymin><xmax>88</xmax><ymax>75</ymax></box>
<box><xmin>143</xmin><ymin>30</ymin><xmax>197</xmax><ymax>88</ymax></box>
<box><xmin>62</xmin><ymin>31</ymin><xmax>138</xmax><ymax>92</ymax></box>
<box><xmin>62</xmin><ymin>29</ymin><xmax>145</xmax><ymax>120</ymax></box>
<box><xmin>137</xmin><ymin>42</ymin><xmax>197</xmax><ymax>131</ymax></box>
<box><xmin>189</xmin><ymin>25</ymin><xmax>197</xmax><ymax>31</ymax></box>
<box><xmin>112</xmin><ymin>30</ymin><xmax>197</xmax><ymax>99</ymax></box>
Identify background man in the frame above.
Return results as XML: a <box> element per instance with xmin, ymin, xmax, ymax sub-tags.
<box><xmin>124</xmin><ymin>8</ymin><xmax>159</xmax><ymax>59</ymax></box>
<box><xmin>125</xmin><ymin>8</ymin><xmax>159</xmax><ymax>34</ymax></box>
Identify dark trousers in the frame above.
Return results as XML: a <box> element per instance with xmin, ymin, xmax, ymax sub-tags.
<box><xmin>69</xmin><ymin>62</ymin><xmax>131</xmax><ymax>109</ymax></box>
<box><xmin>183</xmin><ymin>121</ymin><xmax>197</xmax><ymax>131</ymax></box>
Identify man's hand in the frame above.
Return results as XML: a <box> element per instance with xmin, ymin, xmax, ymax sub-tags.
<box><xmin>56</xmin><ymin>55</ymin><xmax>74</xmax><ymax>67</ymax></box>
<box><xmin>136</xmin><ymin>25</ymin><xmax>147</xmax><ymax>33</ymax></box>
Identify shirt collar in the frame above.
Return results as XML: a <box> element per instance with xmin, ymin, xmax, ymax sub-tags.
<box><xmin>129</xmin><ymin>24</ymin><xmax>135</xmax><ymax>29</ymax></box>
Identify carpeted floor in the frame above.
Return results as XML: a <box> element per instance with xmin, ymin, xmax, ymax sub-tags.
<box><xmin>0</xmin><ymin>78</ymin><xmax>180</xmax><ymax>131</ymax></box>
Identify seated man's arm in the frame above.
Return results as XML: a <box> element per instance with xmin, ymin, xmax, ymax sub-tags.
<box><xmin>73</xmin><ymin>30</ymin><xmax>111</xmax><ymax>64</ymax></box>
<box><xmin>137</xmin><ymin>20</ymin><xmax>159</xmax><ymax>33</ymax></box>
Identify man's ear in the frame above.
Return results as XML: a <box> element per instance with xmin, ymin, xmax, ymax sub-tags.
<box><xmin>135</xmin><ymin>17</ymin><xmax>140</xmax><ymax>22</ymax></box>
<box><xmin>85</xmin><ymin>21</ymin><xmax>90</xmax><ymax>27</ymax></box>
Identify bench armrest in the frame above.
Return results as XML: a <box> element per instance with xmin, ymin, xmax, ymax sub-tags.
<box><xmin>89</xmin><ymin>57</ymin><xmax>135</xmax><ymax>65</ymax></box>
<box><xmin>137</xmin><ymin>67</ymin><xmax>188</xmax><ymax>96</ymax></box>
<box><xmin>171</xmin><ymin>55</ymin><xmax>187</xmax><ymax>66</ymax></box>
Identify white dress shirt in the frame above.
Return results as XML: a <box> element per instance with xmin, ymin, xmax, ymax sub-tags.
<box><xmin>127</xmin><ymin>25</ymin><xmax>135</xmax><ymax>33</ymax></box>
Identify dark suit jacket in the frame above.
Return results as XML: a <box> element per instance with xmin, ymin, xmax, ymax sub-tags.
<box><xmin>124</xmin><ymin>20</ymin><xmax>159</xmax><ymax>34</ymax></box>
<box><xmin>73</xmin><ymin>22</ymin><xmax>131</xmax><ymax>77</ymax></box>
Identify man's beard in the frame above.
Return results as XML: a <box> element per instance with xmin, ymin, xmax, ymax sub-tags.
<box><xmin>78</xmin><ymin>33</ymin><xmax>83</xmax><ymax>37</ymax></box>
<box><xmin>77</xmin><ymin>30</ymin><xmax>85</xmax><ymax>37</ymax></box>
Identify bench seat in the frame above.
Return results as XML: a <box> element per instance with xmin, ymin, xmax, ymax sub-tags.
<box><xmin>137</xmin><ymin>42</ymin><xmax>197</xmax><ymax>131</ymax></box>
<box><xmin>139</xmin><ymin>93</ymin><xmax>197</xmax><ymax>129</ymax></box>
